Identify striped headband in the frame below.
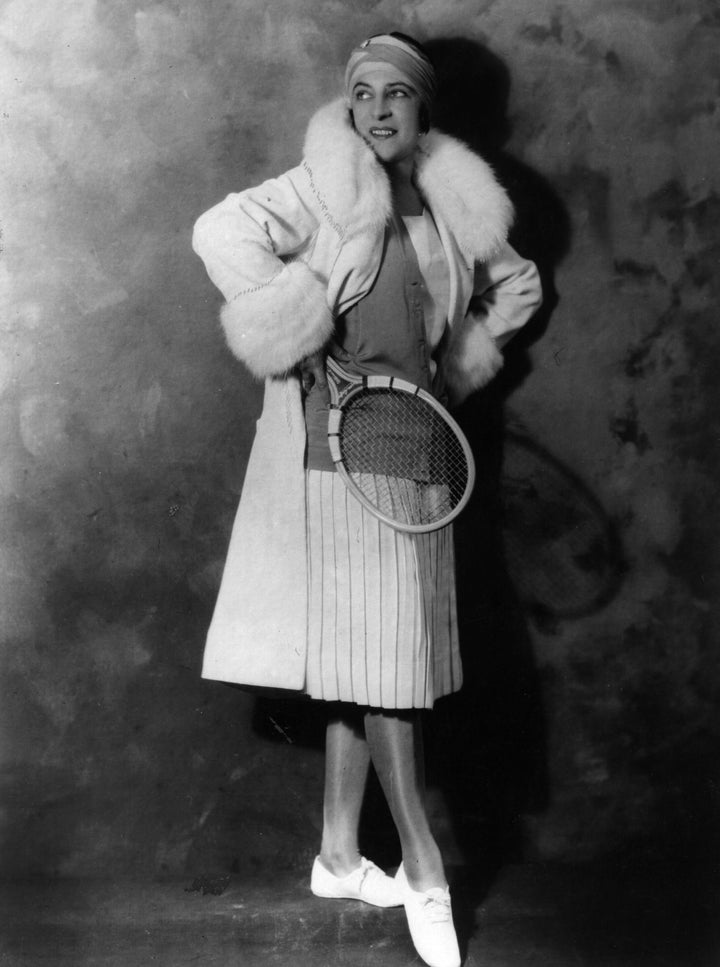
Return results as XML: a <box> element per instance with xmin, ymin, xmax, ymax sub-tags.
<box><xmin>344</xmin><ymin>34</ymin><xmax>437</xmax><ymax>109</ymax></box>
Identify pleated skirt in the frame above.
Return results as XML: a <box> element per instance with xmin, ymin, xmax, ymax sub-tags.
<box><xmin>304</xmin><ymin>470</ymin><xmax>462</xmax><ymax>709</ymax></box>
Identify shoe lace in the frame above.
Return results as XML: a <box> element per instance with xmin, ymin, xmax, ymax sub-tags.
<box><xmin>421</xmin><ymin>889</ymin><xmax>452</xmax><ymax>924</ymax></box>
<box><xmin>358</xmin><ymin>858</ymin><xmax>382</xmax><ymax>887</ymax></box>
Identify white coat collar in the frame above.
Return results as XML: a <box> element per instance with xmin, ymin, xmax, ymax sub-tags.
<box><xmin>302</xmin><ymin>98</ymin><xmax>513</xmax><ymax>263</ymax></box>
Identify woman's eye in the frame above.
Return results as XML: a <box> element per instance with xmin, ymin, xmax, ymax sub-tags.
<box><xmin>390</xmin><ymin>89</ymin><xmax>408</xmax><ymax>98</ymax></box>
<box><xmin>355</xmin><ymin>90</ymin><xmax>371</xmax><ymax>100</ymax></box>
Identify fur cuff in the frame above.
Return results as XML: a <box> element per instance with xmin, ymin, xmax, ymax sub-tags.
<box><xmin>444</xmin><ymin>315</ymin><xmax>504</xmax><ymax>406</ymax></box>
<box><xmin>220</xmin><ymin>261</ymin><xmax>334</xmax><ymax>379</ymax></box>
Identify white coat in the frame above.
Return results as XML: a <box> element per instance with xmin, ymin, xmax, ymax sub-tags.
<box><xmin>193</xmin><ymin>98</ymin><xmax>542</xmax><ymax>691</ymax></box>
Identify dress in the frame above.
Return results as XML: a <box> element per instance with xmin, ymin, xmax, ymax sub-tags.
<box><xmin>304</xmin><ymin>471</ymin><xmax>461</xmax><ymax>708</ymax></box>
<box><xmin>303</xmin><ymin>212</ymin><xmax>460</xmax><ymax>709</ymax></box>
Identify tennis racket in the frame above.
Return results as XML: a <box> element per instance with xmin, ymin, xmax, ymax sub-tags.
<box><xmin>325</xmin><ymin>355</ymin><xmax>475</xmax><ymax>533</ymax></box>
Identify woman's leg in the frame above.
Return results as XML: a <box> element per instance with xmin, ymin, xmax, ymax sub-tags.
<box><xmin>364</xmin><ymin>709</ymin><xmax>446</xmax><ymax>892</ymax></box>
<box><xmin>318</xmin><ymin>705</ymin><xmax>371</xmax><ymax>877</ymax></box>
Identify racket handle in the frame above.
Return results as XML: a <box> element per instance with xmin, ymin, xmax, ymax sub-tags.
<box><xmin>327</xmin><ymin>408</ymin><xmax>342</xmax><ymax>463</ymax></box>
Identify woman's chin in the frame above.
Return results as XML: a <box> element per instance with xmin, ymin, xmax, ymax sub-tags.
<box><xmin>372</xmin><ymin>143</ymin><xmax>416</xmax><ymax>170</ymax></box>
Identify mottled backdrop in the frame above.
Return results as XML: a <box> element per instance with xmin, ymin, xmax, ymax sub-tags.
<box><xmin>1</xmin><ymin>0</ymin><xmax>718</xmax><ymax>876</ymax></box>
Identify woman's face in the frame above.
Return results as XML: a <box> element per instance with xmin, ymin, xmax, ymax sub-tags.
<box><xmin>349</xmin><ymin>65</ymin><xmax>422</xmax><ymax>169</ymax></box>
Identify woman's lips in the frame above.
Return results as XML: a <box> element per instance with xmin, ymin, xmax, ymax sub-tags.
<box><xmin>370</xmin><ymin>127</ymin><xmax>396</xmax><ymax>138</ymax></box>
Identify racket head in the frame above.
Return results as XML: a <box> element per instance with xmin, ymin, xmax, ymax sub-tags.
<box><xmin>327</xmin><ymin>376</ymin><xmax>475</xmax><ymax>533</ymax></box>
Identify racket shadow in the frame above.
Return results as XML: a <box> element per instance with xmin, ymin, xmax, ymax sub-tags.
<box><xmin>500</xmin><ymin>429</ymin><xmax>625</xmax><ymax>625</ymax></box>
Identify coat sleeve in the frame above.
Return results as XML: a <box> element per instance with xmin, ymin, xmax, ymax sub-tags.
<box><xmin>444</xmin><ymin>243</ymin><xmax>542</xmax><ymax>405</ymax></box>
<box><xmin>192</xmin><ymin>168</ymin><xmax>335</xmax><ymax>379</ymax></box>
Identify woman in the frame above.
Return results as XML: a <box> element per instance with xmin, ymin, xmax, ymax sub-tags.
<box><xmin>193</xmin><ymin>32</ymin><xmax>541</xmax><ymax>967</ymax></box>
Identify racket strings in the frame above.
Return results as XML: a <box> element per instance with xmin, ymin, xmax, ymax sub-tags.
<box><xmin>338</xmin><ymin>389</ymin><xmax>470</xmax><ymax>528</ymax></box>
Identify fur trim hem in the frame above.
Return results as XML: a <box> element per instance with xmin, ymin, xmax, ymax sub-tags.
<box><xmin>444</xmin><ymin>316</ymin><xmax>504</xmax><ymax>406</ymax></box>
<box><xmin>220</xmin><ymin>261</ymin><xmax>333</xmax><ymax>379</ymax></box>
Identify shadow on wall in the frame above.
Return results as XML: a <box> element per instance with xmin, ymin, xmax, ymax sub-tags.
<box><xmin>500</xmin><ymin>429</ymin><xmax>625</xmax><ymax>629</ymax></box>
<box><xmin>426</xmin><ymin>36</ymin><xmax>570</xmax><ymax>393</ymax></box>
<box><xmin>424</xmin><ymin>37</ymin><xmax>568</xmax><ymax>885</ymax></box>
<box><xmin>434</xmin><ymin>407</ymin><xmax>625</xmax><ymax>890</ymax></box>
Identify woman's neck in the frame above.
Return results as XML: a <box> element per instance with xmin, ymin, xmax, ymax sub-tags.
<box><xmin>387</xmin><ymin>161</ymin><xmax>423</xmax><ymax>216</ymax></box>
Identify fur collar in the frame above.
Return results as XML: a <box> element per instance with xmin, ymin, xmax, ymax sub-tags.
<box><xmin>302</xmin><ymin>98</ymin><xmax>513</xmax><ymax>262</ymax></box>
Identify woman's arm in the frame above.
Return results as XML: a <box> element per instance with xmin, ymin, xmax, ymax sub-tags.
<box><xmin>192</xmin><ymin>170</ymin><xmax>334</xmax><ymax>379</ymax></box>
<box><xmin>444</xmin><ymin>244</ymin><xmax>542</xmax><ymax>405</ymax></box>
<box><xmin>469</xmin><ymin>244</ymin><xmax>542</xmax><ymax>348</ymax></box>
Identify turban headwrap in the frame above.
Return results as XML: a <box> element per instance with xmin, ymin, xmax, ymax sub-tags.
<box><xmin>344</xmin><ymin>34</ymin><xmax>437</xmax><ymax>111</ymax></box>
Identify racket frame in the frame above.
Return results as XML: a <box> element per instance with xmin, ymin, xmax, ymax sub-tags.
<box><xmin>325</xmin><ymin>356</ymin><xmax>476</xmax><ymax>533</ymax></box>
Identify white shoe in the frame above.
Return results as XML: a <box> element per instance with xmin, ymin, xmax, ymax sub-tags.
<box><xmin>310</xmin><ymin>855</ymin><xmax>403</xmax><ymax>907</ymax></box>
<box><xmin>395</xmin><ymin>863</ymin><xmax>461</xmax><ymax>967</ymax></box>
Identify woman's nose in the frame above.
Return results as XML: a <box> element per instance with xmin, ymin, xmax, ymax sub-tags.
<box><xmin>372</xmin><ymin>97</ymin><xmax>390</xmax><ymax>118</ymax></box>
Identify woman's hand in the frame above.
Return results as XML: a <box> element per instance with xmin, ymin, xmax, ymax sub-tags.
<box><xmin>299</xmin><ymin>350</ymin><xmax>329</xmax><ymax>402</ymax></box>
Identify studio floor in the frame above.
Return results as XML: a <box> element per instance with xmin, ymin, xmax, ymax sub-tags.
<box><xmin>2</xmin><ymin>862</ymin><xmax>717</xmax><ymax>967</ymax></box>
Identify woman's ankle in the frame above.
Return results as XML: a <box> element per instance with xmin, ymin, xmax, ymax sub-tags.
<box><xmin>318</xmin><ymin>845</ymin><xmax>362</xmax><ymax>878</ymax></box>
<box><xmin>401</xmin><ymin>850</ymin><xmax>447</xmax><ymax>893</ymax></box>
